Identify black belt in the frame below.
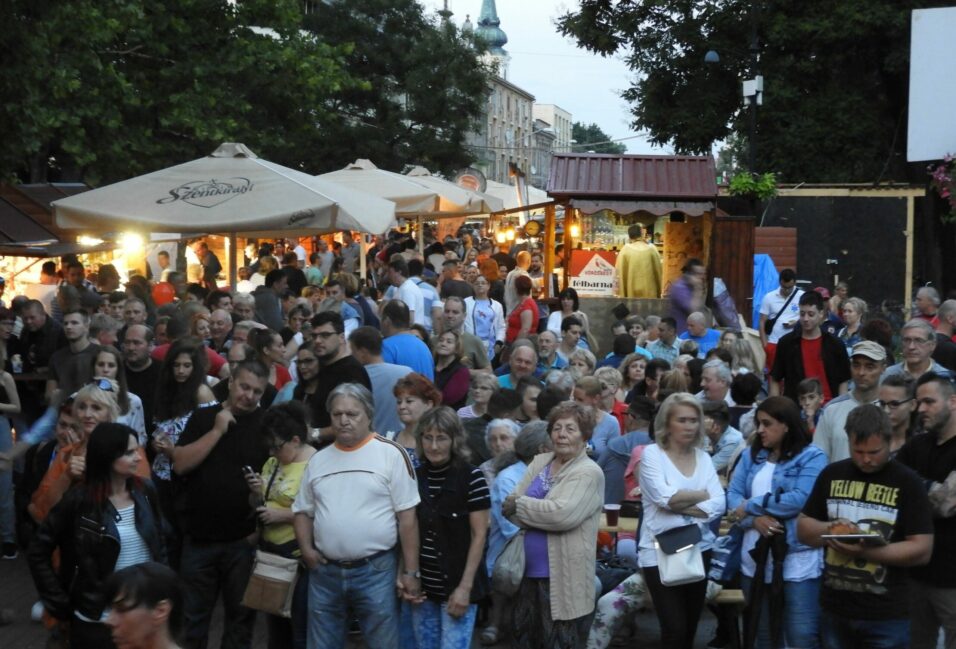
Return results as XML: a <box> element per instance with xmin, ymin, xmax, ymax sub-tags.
<box><xmin>324</xmin><ymin>546</ymin><xmax>394</xmax><ymax>569</ymax></box>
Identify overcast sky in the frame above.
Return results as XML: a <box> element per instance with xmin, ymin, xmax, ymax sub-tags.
<box><xmin>419</xmin><ymin>0</ymin><xmax>669</xmax><ymax>155</ymax></box>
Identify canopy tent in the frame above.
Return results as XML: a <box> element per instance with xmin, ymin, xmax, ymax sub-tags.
<box><xmin>52</xmin><ymin>143</ymin><xmax>397</xmax><ymax>238</ymax></box>
<box><xmin>316</xmin><ymin>159</ymin><xmax>503</xmax><ymax>217</ymax></box>
<box><xmin>403</xmin><ymin>166</ymin><xmax>502</xmax><ymax>215</ymax></box>
<box><xmin>484</xmin><ymin>179</ymin><xmax>552</xmax><ymax>212</ymax></box>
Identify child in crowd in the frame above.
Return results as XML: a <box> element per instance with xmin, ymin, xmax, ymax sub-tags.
<box><xmin>797</xmin><ymin>377</ymin><xmax>824</xmax><ymax>435</ymax></box>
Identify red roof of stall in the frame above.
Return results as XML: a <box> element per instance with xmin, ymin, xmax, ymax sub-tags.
<box><xmin>546</xmin><ymin>153</ymin><xmax>718</xmax><ymax>200</ymax></box>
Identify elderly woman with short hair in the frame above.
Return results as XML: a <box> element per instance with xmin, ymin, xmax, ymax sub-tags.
<box><xmin>502</xmin><ymin>401</ymin><xmax>605</xmax><ymax>649</ymax></box>
<box><xmin>479</xmin><ymin>419</ymin><xmax>521</xmax><ymax>486</ymax></box>
<box><xmin>411</xmin><ymin>406</ymin><xmax>490</xmax><ymax>649</ymax></box>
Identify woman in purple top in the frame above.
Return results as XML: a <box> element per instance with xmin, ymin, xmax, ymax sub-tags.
<box><xmin>502</xmin><ymin>401</ymin><xmax>604</xmax><ymax>649</ymax></box>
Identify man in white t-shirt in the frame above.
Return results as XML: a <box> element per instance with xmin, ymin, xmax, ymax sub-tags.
<box><xmin>758</xmin><ymin>269</ymin><xmax>803</xmax><ymax>371</ymax></box>
<box><xmin>384</xmin><ymin>256</ymin><xmax>425</xmax><ymax>327</ymax></box>
<box><xmin>293</xmin><ymin>383</ymin><xmax>420</xmax><ymax>649</ymax></box>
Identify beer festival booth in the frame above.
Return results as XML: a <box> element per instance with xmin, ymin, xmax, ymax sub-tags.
<box><xmin>543</xmin><ymin>153</ymin><xmax>751</xmax><ymax>352</ymax></box>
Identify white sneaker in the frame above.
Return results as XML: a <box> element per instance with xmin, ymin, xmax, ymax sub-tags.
<box><xmin>31</xmin><ymin>601</ymin><xmax>44</xmax><ymax>622</ymax></box>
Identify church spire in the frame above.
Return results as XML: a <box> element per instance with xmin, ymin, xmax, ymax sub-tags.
<box><xmin>475</xmin><ymin>0</ymin><xmax>510</xmax><ymax>78</ymax></box>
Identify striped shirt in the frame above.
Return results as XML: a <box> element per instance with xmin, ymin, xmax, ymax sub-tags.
<box><xmin>113</xmin><ymin>504</ymin><xmax>152</xmax><ymax>571</ymax></box>
<box><xmin>420</xmin><ymin>465</ymin><xmax>490</xmax><ymax>599</ymax></box>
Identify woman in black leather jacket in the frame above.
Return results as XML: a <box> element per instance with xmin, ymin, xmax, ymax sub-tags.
<box><xmin>28</xmin><ymin>423</ymin><xmax>167</xmax><ymax>649</ymax></box>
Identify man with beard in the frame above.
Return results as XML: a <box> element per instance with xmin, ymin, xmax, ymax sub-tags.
<box><xmin>308</xmin><ymin>312</ymin><xmax>371</xmax><ymax>440</ymax></box>
<box><xmin>212</xmin><ymin>344</ymin><xmax>277</xmax><ymax>410</ymax></box>
<box><xmin>896</xmin><ymin>372</ymin><xmax>956</xmax><ymax>648</ymax></box>
<box><xmin>799</xmin><ymin>404</ymin><xmax>933</xmax><ymax>649</ymax></box>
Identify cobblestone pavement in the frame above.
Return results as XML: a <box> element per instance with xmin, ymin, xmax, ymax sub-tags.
<box><xmin>0</xmin><ymin>552</ymin><xmax>718</xmax><ymax>648</ymax></box>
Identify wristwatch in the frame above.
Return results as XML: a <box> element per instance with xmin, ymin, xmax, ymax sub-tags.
<box><xmin>403</xmin><ymin>569</ymin><xmax>421</xmax><ymax>579</ymax></box>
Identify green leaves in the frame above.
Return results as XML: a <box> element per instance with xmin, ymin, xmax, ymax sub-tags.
<box><xmin>571</xmin><ymin>122</ymin><xmax>627</xmax><ymax>154</ymax></box>
<box><xmin>556</xmin><ymin>0</ymin><xmax>922</xmax><ymax>182</ymax></box>
<box><xmin>0</xmin><ymin>0</ymin><xmax>352</xmax><ymax>183</ymax></box>
<box><xmin>728</xmin><ymin>171</ymin><xmax>777</xmax><ymax>201</ymax></box>
<box><xmin>1</xmin><ymin>0</ymin><xmax>488</xmax><ymax>184</ymax></box>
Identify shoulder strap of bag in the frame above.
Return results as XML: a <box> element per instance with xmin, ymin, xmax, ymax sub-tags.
<box><xmin>768</xmin><ymin>289</ymin><xmax>798</xmax><ymax>327</ymax></box>
<box><xmin>252</xmin><ymin>463</ymin><xmax>282</xmax><ymax>535</ymax></box>
<box><xmin>263</xmin><ymin>463</ymin><xmax>280</xmax><ymax>502</ymax></box>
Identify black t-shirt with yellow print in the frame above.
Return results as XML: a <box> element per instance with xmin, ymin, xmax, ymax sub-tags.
<box><xmin>802</xmin><ymin>458</ymin><xmax>933</xmax><ymax>620</ymax></box>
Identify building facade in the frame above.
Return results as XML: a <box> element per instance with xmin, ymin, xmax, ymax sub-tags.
<box><xmin>533</xmin><ymin>104</ymin><xmax>573</xmax><ymax>153</ymax></box>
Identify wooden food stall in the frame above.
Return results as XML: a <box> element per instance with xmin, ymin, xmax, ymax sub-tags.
<box><xmin>544</xmin><ymin>153</ymin><xmax>751</xmax><ymax>352</ymax></box>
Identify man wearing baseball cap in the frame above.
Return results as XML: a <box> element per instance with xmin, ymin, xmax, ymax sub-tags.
<box><xmin>814</xmin><ymin>340</ymin><xmax>888</xmax><ymax>462</ymax></box>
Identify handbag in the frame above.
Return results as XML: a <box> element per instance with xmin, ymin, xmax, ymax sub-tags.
<box><xmin>654</xmin><ymin>523</ymin><xmax>705</xmax><ymax>586</ymax></box>
<box><xmin>491</xmin><ymin>530</ymin><xmax>526</xmax><ymax>596</ymax></box>
<box><xmin>240</xmin><ymin>466</ymin><xmax>300</xmax><ymax>618</ymax></box>
<box><xmin>240</xmin><ymin>550</ymin><xmax>300</xmax><ymax>617</ymax></box>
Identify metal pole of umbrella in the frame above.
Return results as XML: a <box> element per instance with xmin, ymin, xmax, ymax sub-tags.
<box><xmin>359</xmin><ymin>233</ymin><xmax>368</xmax><ymax>288</ymax></box>
<box><xmin>229</xmin><ymin>232</ymin><xmax>238</xmax><ymax>290</ymax></box>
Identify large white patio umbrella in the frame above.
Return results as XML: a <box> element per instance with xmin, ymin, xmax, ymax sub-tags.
<box><xmin>52</xmin><ymin>143</ymin><xmax>397</xmax><ymax>237</ymax></box>
<box><xmin>316</xmin><ymin>159</ymin><xmax>502</xmax><ymax>216</ymax></box>
<box><xmin>484</xmin><ymin>179</ymin><xmax>552</xmax><ymax>212</ymax></box>
<box><xmin>403</xmin><ymin>165</ymin><xmax>502</xmax><ymax>215</ymax></box>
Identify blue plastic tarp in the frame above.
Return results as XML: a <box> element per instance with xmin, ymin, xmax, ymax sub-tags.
<box><xmin>752</xmin><ymin>254</ymin><xmax>779</xmax><ymax>328</ymax></box>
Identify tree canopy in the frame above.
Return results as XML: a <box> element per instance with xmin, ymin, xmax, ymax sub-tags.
<box><xmin>302</xmin><ymin>0</ymin><xmax>491</xmax><ymax>175</ymax></box>
<box><xmin>0</xmin><ymin>0</ymin><xmax>490</xmax><ymax>185</ymax></box>
<box><xmin>557</xmin><ymin>0</ymin><xmax>939</xmax><ymax>183</ymax></box>
<box><xmin>571</xmin><ymin>122</ymin><xmax>627</xmax><ymax>154</ymax></box>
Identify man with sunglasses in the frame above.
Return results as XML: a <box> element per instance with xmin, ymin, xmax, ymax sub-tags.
<box><xmin>813</xmin><ymin>340</ymin><xmax>886</xmax><ymax>462</ymax></box>
<box><xmin>896</xmin><ymin>372</ymin><xmax>956</xmax><ymax>648</ymax></box>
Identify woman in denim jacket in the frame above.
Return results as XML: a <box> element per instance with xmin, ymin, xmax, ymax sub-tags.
<box><xmin>727</xmin><ymin>396</ymin><xmax>827</xmax><ymax>649</ymax></box>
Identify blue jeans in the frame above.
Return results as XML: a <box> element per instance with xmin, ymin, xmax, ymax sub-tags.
<box><xmin>411</xmin><ymin>599</ymin><xmax>477</xmax><ymax>649</ymax></box>
<box><xmin>741</xmin><ymin>576</ymin><xmax>821</xmax><ymax>649</ymax></box>
<box><xmin>180</xmin><ymin>536</ymin><xmax>257</xmax><ymax>649</ymax></box>
<box><xmin>0</xmin><ymin>416</ymin><xmax>14</xmax><ymax>544</ymax></box>
<box><xmin>820</xmin><ymin>610</ymin><xmax>909</xmax><ymax>649</ymax></box>
<box><xmin>307</xmin><ymin>550</ymin><xmax>399</xmax><ymax>649</ymax></box>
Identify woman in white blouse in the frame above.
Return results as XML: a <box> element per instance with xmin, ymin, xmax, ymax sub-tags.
<box><xmin>639</xmin><ymin>393</ymin><xmax>725</xmax><ymax>649</ymax></box>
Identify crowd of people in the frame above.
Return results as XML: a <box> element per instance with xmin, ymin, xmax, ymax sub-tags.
<box><xmin>0</xmin><ymin>228</ymin><xmax>955</xmax><ymax>649</ymax></box>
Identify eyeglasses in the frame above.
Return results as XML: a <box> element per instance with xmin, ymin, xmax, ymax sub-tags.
<box><xmin>901</xmin><ymin>337</ymin><xmax>933</xmax><ymax>346</ymax></box>
<box><xmin>90</xmin><ymin>378</ymin><xmax>115</xmax><ymax>392</ymax></box>
<box><xmin>269</xmin><ymin>439</ymin><xmax>289</xmax><ymax>452</ymax></box>
<box><xmin>877</xmin><ymin>398</ymin><xmax>914</xmax><ymax>410</ymax></box>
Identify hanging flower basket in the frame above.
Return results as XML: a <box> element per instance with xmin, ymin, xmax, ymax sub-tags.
<box><xmin>928</xmin><ymin>155</ymin><xmax>956</xmax><ymax>224</ymax></box>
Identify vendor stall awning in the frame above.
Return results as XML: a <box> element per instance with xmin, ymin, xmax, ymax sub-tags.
<box><xmin>0</xmin><ymin>198</ymin><xmax>59</xmax><ymax>244</ymax></box>
<box><xmin>547</xmin><ymin>153</ymin><xmax>718</xmax><ymax>201</ymax></box>
<box><xmin>570</xmin><ymin>199</ymin><xmax>714</xmax><ymax>217</ymax></box>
